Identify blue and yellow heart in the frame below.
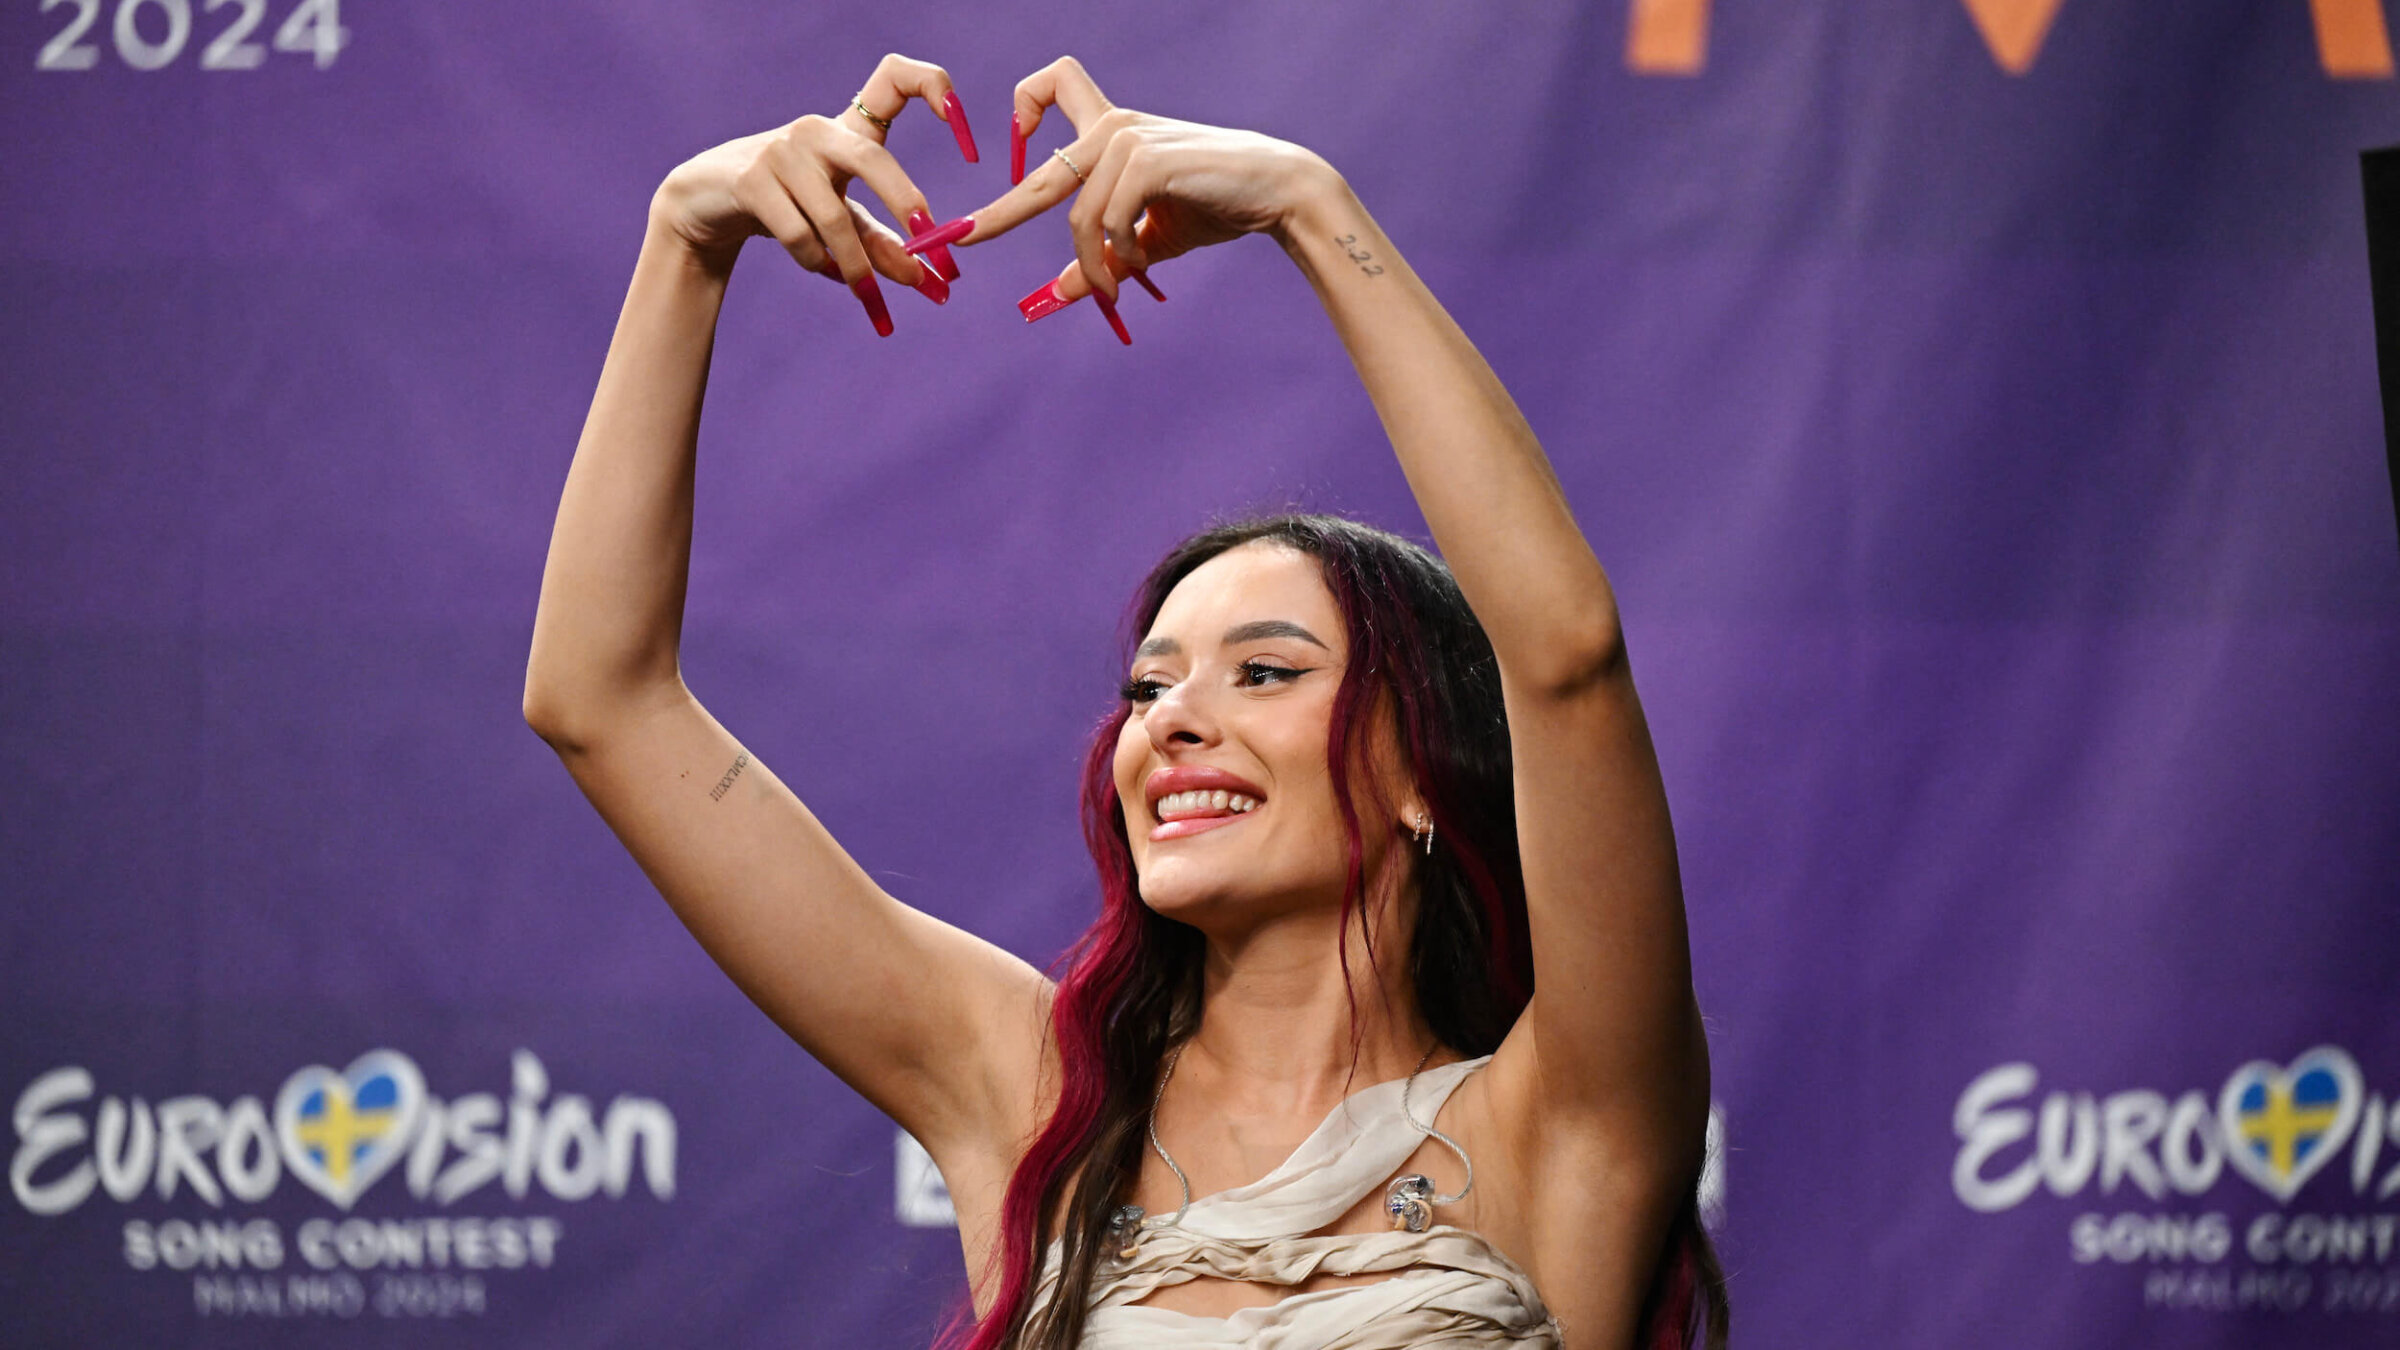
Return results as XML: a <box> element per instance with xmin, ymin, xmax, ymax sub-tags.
<box><xmin>273</xmin><ymin>1049</ymin><xmax>428</xmax><ymax>1209</ymax></box>
<box><xmin>2218</xmin><ymin>1046</ymin><xmax>2362</xmax><ymax>1202</ymax></box>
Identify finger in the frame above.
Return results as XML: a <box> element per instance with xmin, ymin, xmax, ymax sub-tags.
<box><xmin>1012</xmin><ymin>55</ymin><xmax>1113</xmax><ymax>143</ymax></box>
<box><xmin>1005</xmin><ymin>54</ymin><xmax>1110</xmax><ymax>187</ymax></box>
<box><xmin>851</xmin><ymin>200</ymin><xmax>948</xmax><ymax>306</ymax></box>
<box><xmin>1020</xmin><ymin>252</ymin><xmax>1133</xmax><ymax>344</ymax></box>
<box><xmin>840</xmin><ymin>52</ymin><xmax>966</xmax><ymax>155</ymax></box>
<box><xmin>813</xmin><ymin>131</ymin><xmax>934</xmax><ymax>242</ymax></box>
<box><xmin>774</xmin><ymin>140</ymin><xmax>874</xmax><ymax>284</ymax></box>
<box><xmin>1125</xmin><ymin>214</ymin><xmax>1171</xmax><ymax>301</ymax></box>
<box><xmin>1095</xmin><ymin>145</ymin><xmax>1158</xmax><ymax>275</ymax></box>
<box><xmin>907</xmin><ymin>206</ymin><xmax>961</xmax><ymax>282</ymax></box>
<box><xmin>778</xmin><ymin>149</ymin><xmax>891</xmax><ymax>335</ymax></box>
<box><xmin>802</xmin><ymin>115</ymin><xmax>963</xmax><ymax>281</ymax></box>
<box><xmin>949</xmin><ymin>108</ymin><xmax>1130</xmax><ymax>248</ymax></box>
<box><xmin>1023</xmin><ymin>236</ymin><xmax>1152</xmax><ymax>325</ymax></box>
<box><xmin>1067</xmin><ymin>131</ymin><xmax>1140</xmax><ymax>303</ymax></box>
<box><xmin>1037</xmin><ymin>240</ymin><xmax>1144</xmax><ymax>306</ymax></box>
<box><xmin>732</xmin><ymin>162</ymin><xmax>837</xmax><ymax>278</ymax></box>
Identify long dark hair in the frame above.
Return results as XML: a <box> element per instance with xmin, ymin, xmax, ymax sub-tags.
<box><xmin>937</xmin><ymin>513</ymin><xmax>1728</xmax><ymax>1348</ymax></box>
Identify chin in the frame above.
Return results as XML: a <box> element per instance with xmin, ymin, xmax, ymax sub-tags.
<box><xmin>1133</xmin><ymin>854</ymin><xmax>1334</xmax><ymax>931</ymax></box>
<box><xmin>1133</xmin><ymin>859</ymin><xmax>1236</xmax><ymax>919</ymax></box>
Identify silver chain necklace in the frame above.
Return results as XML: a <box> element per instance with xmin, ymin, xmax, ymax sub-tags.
<box><xmin>1106</xmin><ymin>1042</ymin><xmax>1476</xmax><ymax>1261</ymax></box>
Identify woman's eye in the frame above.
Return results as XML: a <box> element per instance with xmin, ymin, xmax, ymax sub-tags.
<box><xmin>1122</xmin><ymin>664</ymin><xmax>1305</xmax><ymax>704</ymax></box>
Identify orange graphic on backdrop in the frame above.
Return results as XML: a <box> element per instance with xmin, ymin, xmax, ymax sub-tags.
<box><xmin>1957</xmin><ymin>0</ymin><xmax>2067</xmax><ymax>74</ymax></box>
<box><xmin>1628</xmin><ymin>0</ymin><xmax>1710</xmax><ymax>75</ymax></box>
<box><xmin>2315</xmin><ymin>0</ymin><xmax>2398</xmax><ymax>77</ymax></box>
<box><xmin>1625</xmin><ymin>0</ymin><xmax>2396</xmax><ymax>79</ymax></box>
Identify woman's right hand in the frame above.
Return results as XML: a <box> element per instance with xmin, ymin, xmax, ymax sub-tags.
<box><xmin>650</xmin><ymin>53</ymin><xmax>978</xmax><ymax>333</ymax></box>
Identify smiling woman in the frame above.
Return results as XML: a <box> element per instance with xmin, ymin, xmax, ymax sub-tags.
<box><xmin>524</xmin><ymin>50</ymin><xmax>1724</xmax><ymax>1350</ymax></box>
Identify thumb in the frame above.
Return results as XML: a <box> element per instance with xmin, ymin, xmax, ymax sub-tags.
<box><xmin>1051</xmin><ymin>239</ymin><xmax>1168</xmax><ymax>304</ymax></box>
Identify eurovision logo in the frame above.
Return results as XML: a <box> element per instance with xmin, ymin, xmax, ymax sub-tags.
<box><xmin>9</xmin><ymin>1049</ymin><xmax>679</xmax><ymax>1322</ymax></box>
<box><xmin>11</xmin><ymin>1048</ymin><xmax>676</xmax><ymax>1217</ymax></box>
<box><xmin>1952</xmin><ymin>1045</ymin><xmax>2398</xmax><ymax>1213</ymax></box>
<box><xmin>1952</xmin><ymin>1044</ymin><xmax>2400</xmax><ymax>1316</ymax></box>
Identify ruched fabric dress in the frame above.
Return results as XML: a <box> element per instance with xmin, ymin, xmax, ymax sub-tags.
<box><xmin>1027</xmin><ymin>1055</ymin><xmax>1564</xmax><ymax>1348</ymax></box>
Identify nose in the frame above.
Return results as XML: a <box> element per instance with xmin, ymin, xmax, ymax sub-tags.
<box><xmin>1143</xmin><ymin>674</ymin><xmax>1219</xmax><ymax>751</ymax></box>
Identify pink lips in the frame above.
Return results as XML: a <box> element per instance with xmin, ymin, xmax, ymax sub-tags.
<box><xmin>1143</xmin><ymin>765</ymin><xmax>1267</xmax><ymax>842</ymax></box>
<box><xmin>1145</xmin><ymin>764</ymin><xmax>1267</xmax><ymax>805</ymax></box>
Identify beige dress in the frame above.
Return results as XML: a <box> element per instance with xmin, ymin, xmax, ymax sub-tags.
<box><xmin>1027</xmin><ymin>1055</ymin><xmax>1564</xmax><ymax>1348</ymax></box>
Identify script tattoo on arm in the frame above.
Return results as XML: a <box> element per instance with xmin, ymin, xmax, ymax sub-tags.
<box><xmin>1334</xmin><ymin>233</ymin><xmax>1384</xmax><ymax>276</ymax></box>
<box><xmin>709</xmin><ymin>752</ymin><xmax>750</xmax><ymax>802</ymax></box>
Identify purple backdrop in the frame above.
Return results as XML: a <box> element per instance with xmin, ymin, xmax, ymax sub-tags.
<box><xmin>6</xmin><ymin>2</ymin><xmax>2400</xmax><ymax>1346</ymax></box>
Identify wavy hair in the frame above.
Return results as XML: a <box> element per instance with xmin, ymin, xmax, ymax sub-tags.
<box><xmin>936</xmin><ymin>513</ymin><xmax>1727</xmax><ymax>1349</ymax></box>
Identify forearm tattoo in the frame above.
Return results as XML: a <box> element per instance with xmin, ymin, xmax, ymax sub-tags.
<box><xmin>1334</xmin><ymin>233</ymin><xmax>1384</xmax><ymax>276</ymax></box>
<box><xmin>709</xmin><ymin>752</ymin><xmax>750</xmax><ymax>802</ymax></box>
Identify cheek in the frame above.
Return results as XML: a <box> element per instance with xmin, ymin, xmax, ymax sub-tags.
<box><xmin>1253</xmin><ymin>704</ymin><xmax>1342</xmax><ymax>828</ymax></box>
<box><xmin>1111</xmin><ymin>721</ymin><xmax>1148</xmax><ymax>819</ymax></box>
<box><xmin>1278</xmin><ymin>689</ymin><xmax>1341</xmax><ymax>774</ymax></box>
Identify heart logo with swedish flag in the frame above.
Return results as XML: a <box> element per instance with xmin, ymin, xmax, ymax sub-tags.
<box><xmin>274</xmin><ymin>1050</ymin><xmax>426</xmax><ymax>1210</ymax></box>
<box><xmin>2216</xmin><ymin>1045</ymin><xmax>2360</xmax><ymax>1203</ymax></box>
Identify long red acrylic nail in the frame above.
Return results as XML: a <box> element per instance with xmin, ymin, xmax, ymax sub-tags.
<box><xmin>1019</xmin><ymin>279</ymin><xmax>1078</xmax><ymax>322</ymax></box>
<box><xmin>942</xmin><ymin>90</ymin><xmax>979</xmax><ymax>163</ymax></box>
<box><xmin>1128</xmin><ymin>267</ymin><xmax>1166</xmax><ymax>303</ymax></box>
<box><xmin>1094</xmin><ymin>290</ymin><xmax>1132</xmax><ymax>345</ymax></box>
<box><xmin>905</xmin><ymin>210</ymin><xmax>960</xmax><ymax>282</ymax></box>
<box><xmin>1010</xmin><ymin>112</ymin><xmax>1026</xmax><ymax>186</ymax></box>
<box><xmin>852</xmin><ymin>274</ymin><xmax>893</xmax><ymax>336</ymax></box>
<box><xmin>908</xmin><ymin>264</ymin><xmax>950</xmax><ymax>306</ymax></box>
<box><xmin>902</xmin><ymin>217</ymin><xmax>974</xmax><ymax>255</ymax></box>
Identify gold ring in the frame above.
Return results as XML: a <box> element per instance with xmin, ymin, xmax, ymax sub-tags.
<box><xmin>850</xmin><ymin>97</ymin><xmax>894</xmax><ymax>133</ymax></box>
<box><xmin>1052</xmin><ymin>147</ymin><xmax>1086</xmax><ymax>182</ymax></box>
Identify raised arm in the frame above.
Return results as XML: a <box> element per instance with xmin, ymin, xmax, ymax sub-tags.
<box><xmin>947</xmin><ymin>60</ymin><xmax>1706</xmax><ymax>1172</ymax></box>
<box><xmin>1272</xmin><ymin>184</ymin><xmax>1708</xmax><ymax>1148</ymax></box>
<box><xmin>522</xmin><ymin>56</ymin><xmax>1052</xmax><ymax>1170</ymax></box>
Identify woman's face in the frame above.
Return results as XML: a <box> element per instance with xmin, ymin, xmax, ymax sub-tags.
<box><xmin>1113</xmin><ymin>540</ymin><xmax>1409</xmax><ymax>928</ymax></box>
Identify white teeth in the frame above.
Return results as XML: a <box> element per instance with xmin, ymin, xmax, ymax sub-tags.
<box><xmin>1156</xmin><ymin>788</ymin><xmax>1264</xmax><ymax>818</ymax></box>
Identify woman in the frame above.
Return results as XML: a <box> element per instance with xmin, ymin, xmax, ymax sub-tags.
<box><xmin>525</xmin><ymin>53</ymin><xmax>1727</xmax><ymax>1349</ymax></box>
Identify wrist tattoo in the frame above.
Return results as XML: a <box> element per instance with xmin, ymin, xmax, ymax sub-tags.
<box><xmin>1333</xmin><ymin>233</ymin><xmax>1384</xmax><ymax>276</ymax></box>
<box><xmin>1334</xmin><ymin>233</ymin><xmax>1392</xmax><ymax>275</ymax></box>
<box><xmin>709</xmin><ymin>752</ymin><xmax>750</xmax><ymax>802</ymax></box>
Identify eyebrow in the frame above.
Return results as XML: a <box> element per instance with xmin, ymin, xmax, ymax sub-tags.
<box><xmin>1136</xmin><ymin>620</ymin><xmax>1331</xmax><ymax>660</ymax></box>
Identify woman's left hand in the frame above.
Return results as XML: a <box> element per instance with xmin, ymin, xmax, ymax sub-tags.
<box><xmin>930</xmin><ymin>56</ymin><xmax>1343</xmax><ymax>304</ymax></box>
